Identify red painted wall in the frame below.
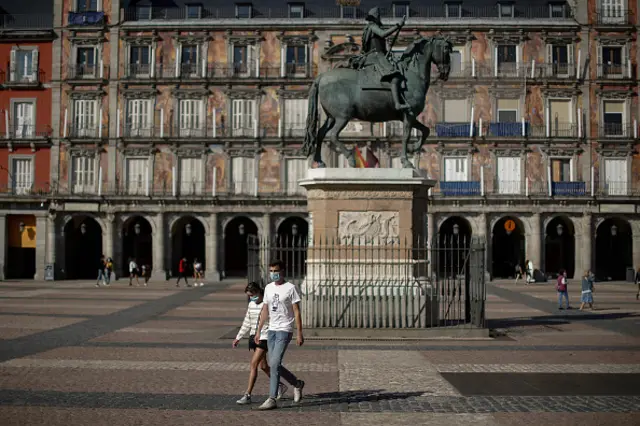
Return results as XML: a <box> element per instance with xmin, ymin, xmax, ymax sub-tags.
<box><xmin>0</xmin><ymin>146</ymin><xmax>51</xmax><ymax>191</ymax></box>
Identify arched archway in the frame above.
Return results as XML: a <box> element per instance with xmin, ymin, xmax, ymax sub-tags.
<box><xmin>276</xmin><ymin>216</ymin><xmax>308</xmax><ymax>279</ymax></box>
<box><xmin>492</xmin><ymin>216</ymin><xmax>526</xmax><ymax>279</ymax></box>
<box><xmin>436</xmin><ymin>216</ymin><xmax>472</xmax><ymax>278</ymax></box>
<box><xmin>224</xmin><ymin>216</ymin><xmax>258</xmax><ymax>277</ymax></box>
<box><xmin>171</xmin><ymin>216</ymin><xmax>206</xmax><ymax>276</ymax></box>
<box><xmin>64</xmin><ymin>216</ymin><xmax>103</xmax><ymax>279</ymax></box>
<box><xmin>122</xmin><ymin>216</ymin><xmax>153</xmax><ymax>273</ymax></box>
<box><xmin>545</xmin><ymin>216</ymin><xmax>575</xmax><ymax>278</ymax></box>
<box><xmin>595</xmin><ymin>217</ymin><xmax>632</xmax><ymax>281</ymax></box>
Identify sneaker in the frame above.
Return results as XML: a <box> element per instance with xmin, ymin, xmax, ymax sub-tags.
<box><xmin>293</xmin><ymin>380</ymin><xmax>305</xmax><ymax>403</ymax></box>
<box><xmin>95</xmin><ymin>283</ymin><xmax>100</xmax><ymax>287</ymax></box>
<box><xmin>258</xmin><ymin>397</ymin><xmax>277</xmax><ymax>410</ymax></box>
<box><xmin>236</xmin><ymin>394</ymin><xmax>251</xmax><ymax>405</ymax></box>
<box><xmin>276</xmin><ymin>383</ymin><xmax>288</xmax><ymax>400</ymax></box>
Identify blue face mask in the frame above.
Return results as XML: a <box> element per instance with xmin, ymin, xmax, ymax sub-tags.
<box><xmin>249</xmin><ymin>296</ymin><xmax>259</xmax><ymax>302</ymax></box>
<box><xmin>270</xmin><ymin>272</ymin><xmax>281</xmax><ymax>282</ymax></box>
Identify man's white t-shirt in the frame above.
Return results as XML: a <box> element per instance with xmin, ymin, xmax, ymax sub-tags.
<box><xmin>129</xmin><ymin>261</ymin><xmax>137</xmax><ymax>273</ymax></box>
<box><xmin>264</xmin><ymin>281</ymin><xmax>301</xmax><ymax>333</ymax></box>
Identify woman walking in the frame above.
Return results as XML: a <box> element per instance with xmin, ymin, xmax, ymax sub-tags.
<box><xmin>579</xmin><ymin>270</ymin><xmax>595</xmax><ymax>311</ymax></box>
<box><xmin>556</xmin><ymin>269</ymin><xmax>570</xmax><ymax>310</ymax></box>
<box><xmin>635</xmin><ymin>267</ymin><xmax>640</xmax><ymax>300</ymax></box>
<box><xmin>233</xmin><ymin>281</ymin><xmax>288</xmax><ymax>405</ymax></box>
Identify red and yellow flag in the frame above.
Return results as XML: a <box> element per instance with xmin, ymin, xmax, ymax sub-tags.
<box><xmin>354</xmin><ymin>146</ymin><xmax>380</xmax><ymax>168</ymax></box>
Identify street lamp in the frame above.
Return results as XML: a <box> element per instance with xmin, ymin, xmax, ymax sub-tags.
<box><xmin>18</xmin><ymin>221</ymin><xmax>25</xmax><ymax>233</ymax></box>
<box><xmin>134</xmin><ymin>222</ymin><xmax>141</xmax><ymax>235</ymax></box>
<box><xmin>238</xmin><ymin>223</ymin><xmax>245</xmax><ymax>236</ymax></box>
<box><xmin>185</xmin><ymin>223</ymin><xmax>192</xmax><ymax>236</ymax></box>
<box><xmin>291</xmin><ymin>223</ymin><xmax>299</xmax><ymax>236</ymax></box>
<box><xmin>611</xmin><ymin>224</ymin><xmax>618</xmax><ymax>237</ymax></box>
<box><xmin>452</xmin><ymin>223</ymin><xmax>460</xmax><ymax>236</ymax></box>
<box><xmin>80</xmin><ymin>223</ymin><xmax>87</xmax><ymax>235</ymax></box>
<box><xmin>556</xmin><ymin>223</ymin><xmax>564</xmax><ymax>236</ymax></box>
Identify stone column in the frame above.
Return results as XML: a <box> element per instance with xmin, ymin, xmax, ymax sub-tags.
<box><xmin>206</xmin><ymin>213</ymin><xmax>220</xmax><ymax>281</ymax></box>
<box><xmin>633</xmin><ymin>235</ymin><xmax>640</xmax><ymax>274</ymax></box>
<box><xmin>426</xmin><ymin>213</ymin><xmax>435</xmax><ymax>278</ymax></box>
<box><xmin>152</xmin><ymin>213</ymin><xmax>165</xmax><ymax>281</ymax></box>
<box><xmin>104</xmin><ymin>213</ymin><xmax>115</xmax><ymax>260</ymax></box>
<box><xmin>582</xmin><ymin>213</ymin><xmax>593</xmax><ymax>275</ymax></box>
<box><xmin>261</xmin><ymin>213</ymin><xmax>272</xmax><ymax>271</ymax></box>
<box><xmin>0</xmin><ymin>214</ymin><xmax>6</xmax><ymax>280</ymax></box>
<box><xmin>528</xmin><ymin>213</ymin><xmax>542</xmax><ymax>272</ymax></box>
<box><xmin>477</xmin><ymin>213</ymin><xmax>490</xmax><ymax>281</ymax></box>
<box><xmin>46</xmin><ymin>213</ymin><xmax>56</xmax><ymax>274</ymax></box>
<box><xmin>34</xmin><ymin>215</ymin><xmax>47</xmax><ymax>280</ymax></box>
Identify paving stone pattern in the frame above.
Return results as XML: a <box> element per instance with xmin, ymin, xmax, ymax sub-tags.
<box><xmin>0</xmin><ymin>280</ymin><xmax>638</xmax><ymax>425</ymax></box>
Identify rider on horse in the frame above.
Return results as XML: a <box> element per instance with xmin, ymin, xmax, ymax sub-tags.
<box><xmin>357</xmin><ymin>7</ymin><xmax>410</xmax><ymax>112</ymax></box>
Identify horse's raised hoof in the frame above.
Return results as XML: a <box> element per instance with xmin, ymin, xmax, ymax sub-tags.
<box><xmin>401</xmin><ymin>158</ymin><xmax>415</xmax><ymax>169</ymax></box>
<box><xmin>315</xmin><ymin>161</ymin><xmax>326</xmax><ymax>168</ymax></box>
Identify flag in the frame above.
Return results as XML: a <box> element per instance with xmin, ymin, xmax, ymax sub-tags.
<box><xmin>365</xmin><ymin>146</ymin><xmax>379</xmax><ymax>168</ymax></box>
<box><xmin>354</xmin><ymin>146</ymin><xmax>367</xmax><ymax>168</ymax></box>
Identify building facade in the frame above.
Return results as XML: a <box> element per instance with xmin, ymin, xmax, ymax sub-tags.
<box><xmin>1</xmin><ymin>0</ymin><xmax>639</xmax><ymax>281</ymax></box>
<box><xmin>0</xmin><ymin>6</ymin><xmax>54</xmax><ymax>279</ymax></box>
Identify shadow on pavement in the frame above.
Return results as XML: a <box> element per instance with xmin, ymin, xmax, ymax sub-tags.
<box><xmin>489</xmin><ymin>311</ymin><xmax>639</xmax><ymax>330</ymax></box>
<box><xmin>280</xmin><ymin>389</ymin><xmax>426</xmax><ymax>408</ymax></box>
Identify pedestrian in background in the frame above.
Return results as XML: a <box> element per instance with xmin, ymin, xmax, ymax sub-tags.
<box><xmin>176</xmin><ymin>257</ymin><xmax>190</xmax><ymax>287</ymax></box>
<box><xmin>141</xmin><ymin>264</ymin><xmax>150</xmax><ymax>286</ymax></box>
<box><xmin>96</xmin><ymin>255</ymin><xmax>106</xmax><ymax>287</ymax></box>
<box><xmin>579</xmin><ymin>270</ymin><xmax>595</xmax><ymax>311</ymax></box>
<box><xmin>129</xmin><ymin>257</ymin><xmax>140</xmax><ymax>286</ymax></box>
<box><xmin>635</xmin><ymin>267</ymin><xmax>640</xmax><ymax>300</ymax></box>
<box><xmin>556</xmin><ymin>269</ymin><xmax>570</xmax><ymax>310</ymax></box>
<box><xmin>193</xmin><ymin>258</ymin><xmax>204</xmax><ymax>287</ymax></box>
<box><xmin>233</xmin><ymin>281</ymin><xmax>288</xmax><ymax>405</ymax></box>
<box><xmin>514</xmin><ymin>263</ymin><xmax>523</xmax><ymax>285</ymax></box>
<box><xmin>105</xmin><ymin>257</ymin><xmax>113</xmax><ymax>285</ymax></box>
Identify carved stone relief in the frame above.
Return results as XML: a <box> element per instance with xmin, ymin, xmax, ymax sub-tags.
<box><xmin>338</xmin><ymin>211</ymin><xmax>399</xmax><ymax>245</ymax></box>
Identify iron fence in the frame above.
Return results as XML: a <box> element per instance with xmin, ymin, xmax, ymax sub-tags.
<box><xmin>247</xmin><ymin>234</ymin><xmax>486</xmax><ymax>329</ymax></box>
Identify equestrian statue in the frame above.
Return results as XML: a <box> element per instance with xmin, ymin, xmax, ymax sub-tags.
<box><xmin>301</xmin><ymin>7</ymin><xmax>452</xmax><ymax>168</ymax></box>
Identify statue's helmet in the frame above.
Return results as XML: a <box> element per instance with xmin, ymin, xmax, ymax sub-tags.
<box><xmin>365</xmin><ymin>7</ymin><xmax>381</xmax><ymax>23</ymax></box>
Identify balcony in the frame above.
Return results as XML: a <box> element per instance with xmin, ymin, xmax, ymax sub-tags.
<box><xmin>3</xmin><ymin>68</ymin><xmax>46</xmax><ymax>87</ymax></box>
<box><xmin>537</xmin><ymin>63</ymin><xmax>576</xmax><ymax>79</ymax></box>
<box><xmin>67</xmin><ymin>11</ymin><xmax>105</xmax><ymax>26</ymax></box>
<box><xmin>597</xmin><ymin>63</ymin><xmax>633</xmax><ymax>80</ymax></box>
<box><xmin>0</xmin><ymin>14</ymin><xmax>52</xmax><ymax>30</ymax></box>
<box><xmin>123</xmin><ymin>125</ymin><xmax>164</xmax><ymax>139</ymax></box>
<box><xmin>0</xmin><ymin>182</ymin><xmax>52</xmax><ymax>197</ymax></box>
<box><xmin>595</xmin><ymin>9</ymin><xmax>632</xmax><ymax>26</ymax></box>
<box><xmin>487</xmin><ymin>122</ymin><xmax>529</xmax><ymax>138</ymax></box>
<box><xmin>67</xmin><ymin>125</ymin><xmax>106</xmax><ymax>139</ymax></box>
<box><xmin>435</xmin><ymin>123</ymin><xmax>475</xmax><ymax>138</ymax></box>
<box><xmin>598</xmin><ymin>123</ymin><xmax>636</xmax><ymax>139</ymax></box>
<box><xmin>541</xmin><ymin>122</ymin><xmax>578</xmax><ymax>139</ymax></box>
<box><xmin>493</xmin><ymin>62</ymin><xmax>527</xmax><ymax>78</ymax></box>
<box><xmin>1</xmin><ymin>124</ymin><xmax>52</xmax><ymax>139</ymax></box>
<box><xmin>66</xmin><ymin>64</ymin><xmax>108</xmax><ymax>81</ymax></box>
<box><xmin>598</xmin><ymin>181</ymin><xmax>639</xmax><ymax>197</ymax></box>
<box><xmin>123</xmin><ymin>62</ymin><xmax>316</xmax><ymax>81</ymax></box>
<box><xmin>434</xmin><ymin>181</ymin><xmax>481</xmax><ymax>197</ymax></box>
<box><xmin>551</xmin><ymin>181</ymin><xmax>586</xmax><ymax>196</ymax></box>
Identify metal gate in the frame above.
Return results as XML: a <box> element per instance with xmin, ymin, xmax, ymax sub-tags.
<box><xmin>247</xmin><ymin>234</ymin><xmax>486</xmax><ymax>329</ymax></box>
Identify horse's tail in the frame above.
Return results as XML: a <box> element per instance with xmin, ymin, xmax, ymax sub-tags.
<box><xmin>301</xmin><ymin>78</ymin><xmax>320</xmax><ymax>157</ymax></box>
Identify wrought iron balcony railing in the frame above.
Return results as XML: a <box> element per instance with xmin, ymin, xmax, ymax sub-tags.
<box><xmin>598</xmin><ymin>123</ymin><xmax>636</xmax><ymax>139</ymax></box>
<box><xmin>4</xmin><ymin>68</ymin><xmax>46</xmax><ymax>85</ymax></box>
<box><xmin>1</xmin><ymin>125</ymin><xmax>52</xmax><ymax>139</ymax></box>
<box><xmin>67</xmin><ymin>11</ymin><xmax>105</xmax><ymax>26</ymax></box>
<box><xmin>66</xmin><ymin>64</ymin><xmax>109</xmax><ymax>80</ymax></box>
<box><xmin>595</xmin><ymin>8</ymin><xmax>632</xmax><ymax>26</ymax></box>
<box><xmin>597</xmin><ymin>63</ymin><xmax>633</xmax><ymax>79</ymax></box>
<box><xmin>123</xmin><ymin>62</ymin><xmax>317</xmax><ymax>80</ymax></box>
<box><xmin>0</xmin><ymin>14</ymin><xmax>53</xmax><ymax>29</ymax></box>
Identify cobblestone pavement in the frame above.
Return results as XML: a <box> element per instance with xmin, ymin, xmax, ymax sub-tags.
<box><xmin>0</xmin><ymin>279</ymin><xmax>638</xmax><ymax>425</ymax></box>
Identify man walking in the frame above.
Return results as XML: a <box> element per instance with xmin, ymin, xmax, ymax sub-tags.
<box><xmin>255</xmin><ymin>260</ymin><xmax>305</xmax><ymax>410</ymax></box>
<box><xmin>176</xmin><ymin>257</ymin><xmax>190</xmax><ymax>287</ymax></box>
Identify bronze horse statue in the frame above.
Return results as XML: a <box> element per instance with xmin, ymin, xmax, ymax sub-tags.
<box><xmin>301</xmin><ymin>36</ymin><xmax>453</xmax><ymax>168</ymax></box>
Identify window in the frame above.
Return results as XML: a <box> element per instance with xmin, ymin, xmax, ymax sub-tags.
<box><xmin>341</xmin><ymin>6</ymin><xmax>356</xmax><ymax>19</ymax></box>
<box><xmin>289</xmin><ymin>3</ymin><xmax>304</xmax><ymax>18</ymax></box>
<box><xmin>446</xmin><ymin>2</ymin><xmax>461</xmax><ymax>18</ymax></box>
<box><xmin>236</xmin><ymin>3</ymin><xmax>252</xmax><ymax>19</ymax></box>
<box><xmin>496</xmin><ymin>44</ymin><xmax>518</xmax><ymax>76</ymax></box>
<box><xmin>603</xmin><ymin>100</ymin><xmax>625</xmax><ymax>136</ymax></box>
<box><xmin>549</xmin><ymin>2</ymin><xmax>567</xmax><ymax>18</ymax></box>
<box><xmin>393</xmin><ymin>2</ymin><xmax>410</xmax><ymax>18</ymax></box>
<box><xmin>548</xmin><ymin>99</ymin><xmax>572</xmax><ymax>137</ymax></box>
<box><xmin>10</xmin><ymin>48</ymin><xmax>38</xmax><ymax>83</ymax></box>
<box><xmin>10</xmin><ymin>157</ymin><xmax>33</xmax><ymax>195</ymax></box>
<box><xmin>179</xmin><ymin>100</ymin><xmax>204</xmax><ymax>137</ymax></box>
<box><xmin>137</xmin><ymin>6</ymin><xmax>151</xmax><ymax>20</ymax></box>
<box><xmin>12</xmin><ymin>101</ymin><xmax>35</xmax><ymax>138</ymax></box>
<box><xmin>546</xmin><ymin>44</ymin><xmax>573</xmax><ymax>76</ymax></box>
<box><xmin>449</xmin><ymin>49</ymin><xmax>462</xmax><ymax>76</ymax></box>
<box><xmin>604</xmin><ymin>158</ymin><xmax>628</xmax><ymax>195</ymax></box>
<box><xmin>498</xmin><ymin>3</ymin><xmax>514</xmax><ymax>18</ymax></box>
<box><xmin>550</xmin><ymin>158</ymin><xmax>571</xmax><ymax>182</ymax></box>
<box><xmin>286</xmin><ymin>45</ymin><xmax>307</xmax><ymax>75</ymax></box>
<box><xmin>231</xmin><ymin>156</ymin><xmax>256</xmax><ymax>194</ymax></box>
<box><xmin>76</xmin><ymin>46</ymin><xmax>97</xmax><ymax>77</ymax></box>
<box><xmin>72</xmin><ymin>156</ymin><xmax>95</xmax><ymax>194</ymax></box>
<box><xmin>444</xmin><ymin>157</ymin><xmax>468</xmax><ymax>181</ymax></box>
<box><xmin>285</xmin><ymin>158</ymin><xmax>307</xmax><ymax>195</ymax></box>
<box><xmin>186</xmin><ymin>4</ymin><xmax>202</xmax><ymax>19</ymax></box>
<box><xmin>76</xmin><ymin>0</ymin><xmax>98</xmax><ymax>12</ymax></box>
<box><xmin>127</xmin><ymin>99</ymin><xmax>153</xmax><ymax>137</ymax></box>
<box><xmin>232</xmin><ymin>99</ymin><xmax>256</xmax><ymax>137</ymax></box>
<box><xmin>73</xmin><ymin>99</ymin><xmax>98</xmax><ymax>137</ymax></box>
<box><xmin>180</xmin><ymin>44</ymin><xmax>199</xmax><ymax>77</ymax></box>
<box><xmin>599</xmin><ymin>0</ymin><xmax>625</xmax><ymax>24</ymax></box>
<box><xmin>284</xmin><ymin>99</ymin><xmax>309</xmax><ymax>137</ymax></box>
<box><xmin>125</xmin><ymin>158</ymin><xmax>148</xmax><ymax>195</ymax></box>
<box><xmin>444</xmin><ymin>99</ymin><xmax>469</xmax><ymax>122</ymax></box>
<box><xmin>599</xmin><ymin>45</ymin><xmax>625</xmax><ymax>77</ymax></box>
<box><xmin>129</xmin><ymin>45</ymin><xmax>150</xmax><ymax>76</ymax></box>
<box><xmin>179</xmin><ymin>157</ymin><xmax>203</xmax><ymax>195</ymax></box>
<box><xmin>496</xmin><ymin>157</ymin><xmax>521</xmax><ymax>194</ymax></box>
<box><xmin>497</xmin><ymin>99</ymin><xmax>519</xmax><ymax>122</ymax></box>
<box><xmin>233</xmin><ymin>45</ymin><xmax>256</xmax><ymax>77</ymax></box>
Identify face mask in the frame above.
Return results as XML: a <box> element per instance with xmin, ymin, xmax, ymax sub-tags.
<box><xmin>249</xmin><ymin>296</ymin><xmax>259</xmax><ymax>302</ymax></box>
<box><xmin>270</xmin><ymin>272</ymin><xmax>281</xmax><ymax>282</ymax></box>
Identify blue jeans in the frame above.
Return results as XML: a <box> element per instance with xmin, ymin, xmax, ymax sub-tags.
<box><xmin>267</xmin><ymin>330</ymin><xmax>298</xmax><ymax>398</ymax></box>
<box><xmin>97</xmin><ymin>269</ymin><xmax>105</xmax><ymax>284</ymax></box>
<box><xmin>558</xmin><ymin>291</ymin><xmax>569</xmax><ymax>308</ymax></box>
<box><xmin>104</xmin><ymin>269</ymin><xmax>110</xmax><ymax>284</ymax></box>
